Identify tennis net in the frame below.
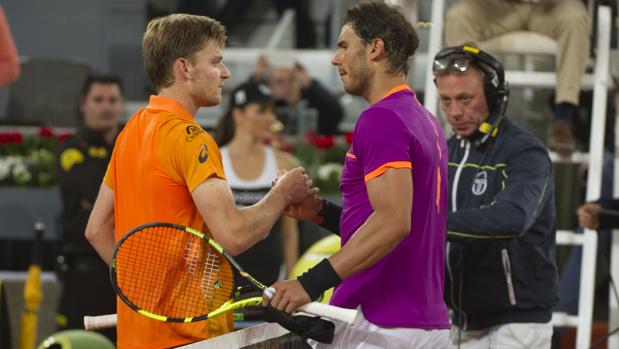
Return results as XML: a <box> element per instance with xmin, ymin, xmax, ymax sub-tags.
<box><xmin>177</xmin><ymin>322</ymin><xmax>309</xmax><ymax>349</ymax></box>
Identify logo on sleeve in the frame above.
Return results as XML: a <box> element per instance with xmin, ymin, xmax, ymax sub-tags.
<box><xmin>472</xmin><ymin>171</ymin><xmax>488</xmax><ymax>196</ymax></box>
<box><xmin>198</xmin><ymin>144</ymin><xmax>209</xmax><ymax>163</ymax></box>
<box><xmin>186</xmin><ymin>125</ymin><xmax>205</xmax><ymax>142</ymax></box>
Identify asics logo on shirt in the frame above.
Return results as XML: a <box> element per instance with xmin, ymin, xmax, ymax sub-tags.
<box><xmin>186</xmin><ymin>125</ymin><xmax>205</xmax><ymax>142</ymax></box>
<box><xmin>198</xmin><ymin>144</ymin><xmax>208</xmax><ymax>163</ymax></box>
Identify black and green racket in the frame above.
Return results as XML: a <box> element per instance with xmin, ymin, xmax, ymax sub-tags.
<box><xmin>84</xmin><ymin>222</ymin><xmax>356</xmax><ymax>330</ymax></box>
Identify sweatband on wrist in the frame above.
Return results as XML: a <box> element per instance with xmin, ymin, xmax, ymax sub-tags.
<box><xmin>313</xmin><ymin>199</ymin><xmax>342</xmax><ymax>236</ymax></box>
<box><xmin>297</xmin><ymin>258</ymin><xmax>342</xmax><ymax>301</ymax></box>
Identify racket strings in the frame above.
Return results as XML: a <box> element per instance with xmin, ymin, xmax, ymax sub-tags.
<box><xmin>115</xmin><ymin>225</ymin><xmax>234</xmax><ymax>320</ymax></box>
<box><xmin>200</xmin><ymin>247</ymin><xmax>220</xmax><ymax>304</ymax></box>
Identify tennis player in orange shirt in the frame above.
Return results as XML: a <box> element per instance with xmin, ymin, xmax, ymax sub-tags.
<box><xmin>84</xmin><ymin>14</ymin><xmax>315</xmax><ymax>349</ymax></box>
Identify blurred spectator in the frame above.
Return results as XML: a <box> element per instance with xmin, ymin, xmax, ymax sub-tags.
<box><xmin>215</xmin><ymin>80</ymin><xmax>300</xmax><ymax>289</ymax></box>
<box><xmin>555</xmin><ymin>151</ymin><xmax>614</xmax><ymax>322</ymax></box>
<box><xmin>217</xmin><ymin>0</ymin><xmax>316</xmax><ymax>48</ymax></box>
<box><xmin>55</xmin><ymin>74</ymin><xmax>124</xmax><ymax>341</ymax></box>
<box><xmin>148</xmin><ymin>0</ymin><xmax>318</xmax><ymax>48</ymax></box>
<box><xmin>0</xmin><ymin>5</ymin><xmax>19</xmax><ymax>87</ymax></box>
<box><xmin>254</xmin><ymin>55</ymin><xmax>343</xmax><ymax>135</ymax></box>
<box><xmin>444</xmin><ymin>0</ymin><xmax>590</xmax><ymax>156</ymax></box>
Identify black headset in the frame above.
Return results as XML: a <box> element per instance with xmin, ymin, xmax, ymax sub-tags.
<box><xmin>433</xmin><ymin>45</ymin><xmax>510</xmax><ymax>145</ymax></box>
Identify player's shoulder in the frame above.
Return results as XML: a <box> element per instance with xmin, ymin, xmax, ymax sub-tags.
<box><xmin>359</xmin><ymin>104</ymin><xmax>400</xmax><ymax>123</ymax></box>
<box><xmin>357</xmin><ymin>104</ymin><xmax>406</xmax><ymax>133</ymax></box>
<box><xmin>159</xmin><ymin>116</ymin><xmax>210</xmax><ymax>144</ymax></box>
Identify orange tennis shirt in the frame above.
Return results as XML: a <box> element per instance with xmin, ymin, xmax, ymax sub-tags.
<box><xmin>103</xmin><ymin>95</ymin><xmax>232</xmax><ymax>349</ymax></box>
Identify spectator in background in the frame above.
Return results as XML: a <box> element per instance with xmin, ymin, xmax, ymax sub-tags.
<box><xmin>215</xmin><ymin>80</ymin><xmax>300</xmax><ymax>291</ymax></box>
<box><xmin>444</xmin><ymin>0</ymin><xmax>590</xmax><ymax>156</ymax></box>
<box><xmin>253</xmin><ymin>54</ymin><xmax>344</xmax><ymax>135</ymax></box>
<box><xmin>578</xmin><ymin>198</ymin><xmax>619</xmax><ymax>230</ymax></box>
<box><xmin>56</xmin><ymin>74</ymin><xmax>124</xmax><ymax>341</ymax></box>
<box><xmin>0</xmin><ymin>4</ymin><xmax>19</xmax><ymax>87</ymax></box>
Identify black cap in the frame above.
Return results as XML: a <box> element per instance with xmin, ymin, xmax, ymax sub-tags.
<box><xmin>230</xmin><ymin>81</ymin><xmax>273</xmax><ymax>108</ymax></box>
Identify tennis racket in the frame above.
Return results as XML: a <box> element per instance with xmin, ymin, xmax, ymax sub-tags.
<box><xmin>108</xmin><ymin>222</ymin><xmax>356</xmax><ymax>328</ymax></box>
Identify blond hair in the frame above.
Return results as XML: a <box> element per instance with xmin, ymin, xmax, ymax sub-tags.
<box><xmin>143</xmin><ymin>14</ymin><xmax>226</xmax><ymax>91</ymax></box>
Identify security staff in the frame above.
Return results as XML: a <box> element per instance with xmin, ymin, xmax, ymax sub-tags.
<box><xmin>56</xmin><ymin>74</ymin><xmax>123</xmax><ymax>341</ymax></box>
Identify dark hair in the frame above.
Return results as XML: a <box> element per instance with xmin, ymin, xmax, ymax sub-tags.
<box><xmin>343</xmin><ymin>0</ymin><xmax>419</xmax><ymax>75</ymax></box>
<box><xmin>80</xmin><ymin>74</ymin><xmax>124</xmax><ymax>97</ymax></box>
<box><xmin>215</xmin><ymin>110</ymin><xmax>235</xmax><ymax>147</ymax></box>
<box><xmin>143</xmin><ymin>14</ymin><xmax>226</xmax><ymax>92</ymax></box>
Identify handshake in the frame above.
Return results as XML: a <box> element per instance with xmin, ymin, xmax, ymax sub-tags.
<box><xmin>271</xmin><ymin>167</ymin><xmax>324</xmax><ymax>221</ymax></box>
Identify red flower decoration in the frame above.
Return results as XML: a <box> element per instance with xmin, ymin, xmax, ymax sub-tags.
<box><xmin>0</xmin><ymin>133</ymin><xmax>10</xmax><ymax>144</ymax></box>
<box><xmin>9</xmin><ymin>132</ymin><xmax>23</xmax><ymax>144</ymax></box>
<box><xmin>58</xmin><ymin>132</ymin><xmax>72</xmax><ymax>143</ymax></box>
<box><xmin>305</xmin><ymin>131</ymin><xmax>318</xmax><ymax>144</ymax></box>
<box><xmin>344</xmin><ymin>132</ymin><xmax>354</xmax><ymax>145</ymax></box>
<box><xmin>314</xmin><ymin>135</ymin><xmax>335</xmax><ymax>149</ymax></box>
<box><xmin>39</xmin><ymin>127</ymin><xmax>54</xmax><ymax>137</ymax></box>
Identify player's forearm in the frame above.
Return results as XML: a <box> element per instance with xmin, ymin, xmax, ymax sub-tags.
<box><xmin>85</xmin><ymin>222</ymin><xmax>116</xmax><ymax>266</ymax></box>
<box><xmin>84</xmin><ymin>184</ymin><xmax>116</xmax><ymax>266</ymax></box>
<box><xmin>329</xmin><ymin>210</ymin><xmax>409</xmax><ymax>279</ymax></box>
<box><xmin>224</xmin><ymin>186</ymin><xmax>289</xmax><ymax>255</ymax></box>
<box><xmin>295</xmin><ymin>210</ymin><xmax>409</xmax><ymax>301</ymax></box>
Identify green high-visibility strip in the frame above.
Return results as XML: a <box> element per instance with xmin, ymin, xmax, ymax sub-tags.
<box><xmin>448</xmin><ymin>162</ymin><xmax>507</xmax><ymax>171</ymax></box>
<box><xmin>447</xmin><ymin>231</ymin><xmax>515</xmax><ymax>239</ymax></box>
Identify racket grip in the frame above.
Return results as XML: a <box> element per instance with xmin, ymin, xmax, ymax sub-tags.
<box><xmin>84</xmin><ymin>314</ymin><xmax>117</xmax><ymax>330</ymax></box>
<box><xmin>264</xmin><ymin>286</ymin><xmax>357</xmax><ymax>324</ymax></box>
<box><xmin>298</xmin><ymin>302</ymin><xmax>358</xmax><ymax>324</ymax></box>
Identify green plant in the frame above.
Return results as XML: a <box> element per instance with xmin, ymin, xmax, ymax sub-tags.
<box><xmin>0</xmin><ymin>127</ymin><xmax>70</xmax><ymax>187</ymax></box>
<box><xmin>293</xmin><ymin>133</ymin><xmax>350</xmax><ymax>195</ymax></box>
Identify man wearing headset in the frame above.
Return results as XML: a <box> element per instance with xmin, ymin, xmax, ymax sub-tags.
<box><xmin>433</xmin><ymin>44</ymin><xmax>559</xmax><ymax>348</ymax></box>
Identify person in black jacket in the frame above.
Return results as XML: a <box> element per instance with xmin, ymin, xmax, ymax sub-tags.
<box><xmin>253</xmin><ymin>54</ymin><xmax>344</xmax><ymax>135</ymax></box>
<box><xmin>56</xmin><ymin>74</ymin><xmax>124</xmax><ymax>341</ymax></box>
<box><xmin>433</xmin><ymin>45</ymin><xmax>559</xmax><ymax>348</ymax></box>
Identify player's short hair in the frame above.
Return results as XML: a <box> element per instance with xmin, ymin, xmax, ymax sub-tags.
<box><xmin>143</xmin><ymin>14</ymin><xmax>226</xmax><ymax>92</ymax></box>
<box><xmin>343</xmin><ymin>0</ymin><xmax>419</xmax><ymax>75</ymax></box>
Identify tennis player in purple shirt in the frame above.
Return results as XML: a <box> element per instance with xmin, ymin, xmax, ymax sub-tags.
<box><xmin>265</xmin><ymin>2</ymin><xmax>450</xmax><ymax>347</ymax></box>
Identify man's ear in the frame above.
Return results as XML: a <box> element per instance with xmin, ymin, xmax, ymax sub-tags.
<box><xmin>173</xmin><ymin>57</ymin><xmax>192</xmax><ymax>81</ymax></box>
<box><xmin>368</xmin><ymin>38</ymin><xmax>385</xmax><ymax>61</ymax></box>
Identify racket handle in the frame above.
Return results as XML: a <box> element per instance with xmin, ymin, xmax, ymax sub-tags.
<box><xmin>298</xmin><ymin>302</ymin><xmax>358</xmax><ymax>324</ymax></box>
<box><xmin>264</xmin><ymin>287</ymin><xmax>358</xmax><ymax>324</ymax></box>
<box><xmin>84</xmin><ymin>314</ymin><xmax>117</xmax><ymax>330</ymax></box>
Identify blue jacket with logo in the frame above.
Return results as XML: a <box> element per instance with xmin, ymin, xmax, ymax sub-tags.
<box><xmin>446</xmin><ymin>116</ymin><xmax>559</xmax><ymax>331</ymax></box>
